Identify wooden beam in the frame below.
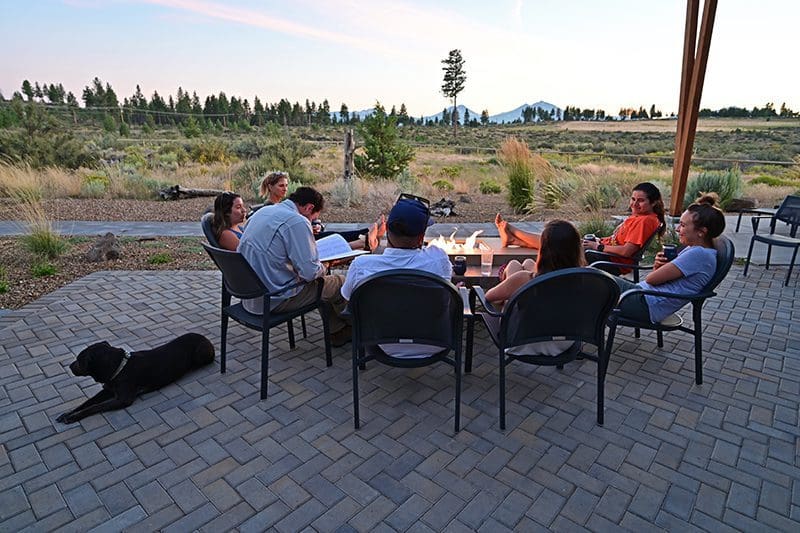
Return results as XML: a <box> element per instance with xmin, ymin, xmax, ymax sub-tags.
<box><xmin>673</xmin><ymin>0</ymin><xmax>699</xmax><ymax>185</ymax></box>
<box><xmin>670</xmin><ymin>0</ymin><xmax>718</xmax><ymax>216</ymax></box>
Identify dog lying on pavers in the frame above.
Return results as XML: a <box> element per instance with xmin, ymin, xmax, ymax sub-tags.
<box><xmin>56</xmin><ymin>333</ymin><xmax>214</xmax><ymax>424</ymax></box>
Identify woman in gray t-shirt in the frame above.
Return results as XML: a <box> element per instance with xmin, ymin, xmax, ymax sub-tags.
<box><xmin>614</xmin><ymin>193</ymin><xmax>726</xmax><ymax>323</ymax></box>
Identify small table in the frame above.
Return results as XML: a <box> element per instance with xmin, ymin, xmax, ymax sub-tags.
<box><xmin>452</xmin><ymin>265</ymin><xmax>501</xmax><ymax>288</ymax></box>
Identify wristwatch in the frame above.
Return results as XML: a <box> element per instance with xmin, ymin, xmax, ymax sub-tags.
<box><xmin>597</xmin><ymin>243</ymin><xmax>605</xmax><ymax>252</ymax></box>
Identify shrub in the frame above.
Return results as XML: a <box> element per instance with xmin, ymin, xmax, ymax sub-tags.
<box><xmin>577</xmin><ymin>217</ymin><xmax>615</xmax><ymax>239</ymax></box>
<box><xmin>431</xmin><ymin>179</ymin><xmax>454</xmax><ymax>191</ymax></box>
<box><xmin>355</xmin><ymin>102</ymin><xmax>414</xmax><ymax>179</ymax></box>
<box><xmin>119</xmin><ymin>122</ymin><xmax>130</xmax><ymax>136</ymax></box>
<box><xmin>582</xmin><ymin>183</ymin><xmax>622</xmax><ymax>211</ymax></box>
<box><xmin>148</xmin><ymin>252</ymin><xmax>172</xmax><ymax>264</ymax></box>
<box><xmin>439</xmin><ymin>166</ymin><xmax>461</xmax><ymax>178</ymax></box>
<box><xmin>329</xmin><ymin>178</ymin><xmax>363</xmax><ymax>208</ymax></box>
<box><xmin>80</xmin><ymin>174</ymin><xmax>110</xmax><ymax>198</ymax></box>
<box><xmin>0</xmin><ymin>280</ymin><xmax>7</xmax><ymax>294</ymax></box>
<box><xmin>31</xmin><ymin>261</ymin><xmax>57</xmax><ymax>277</ymax></box>
<box><xmin>683</xmin><ymin>169</ymin><xmax>742</xmax><ymax>210</ymax></box>
<box><xmin>749</xmin><ymin>175</ymin><xmax>800</xmax><ymax>187</ymax></box>
<box><xmin>191</xmin><ymin>138</ymin><xmax>232</xmax><ymax>164</ymax></box>
<box><xmin>542</xmin><ymin>177</ymin><xmax>577</xmax><ymax>209</ymax></box>
<box><xmin>479</xmin><ymin>179</ymin><xmax>502</xmax><ymax>194</ymax></box>
<box><xmin>499</xmin><ymin>137</ymin><xmax>534</xmax><ymax>213</ymax></box>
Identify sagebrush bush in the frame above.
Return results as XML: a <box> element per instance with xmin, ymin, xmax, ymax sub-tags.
<box><xmin>329</xmin><ymin>178</ymin><xmax>363</xmax><ymax>208</ymax></box>
<box><xmin>479</xmin><ymin>179</ymin><xmax>501</xmax><ymax>194</ymax></box>
<box><xmin>582</xmin><ymin>182</ymin><xmax>622</xmax><ymax>211</ymax></box>
<box><xmin>431</xmin><ymin>179</ymin><xmax>454</xmax><ymax>191</ymax></box>
<box><xmin>684</xmin><ymin>169</ymin><xmax>742</xmax><ymax>210</ymax></box>
<box><xmin>191</xmin><ymin>138</ymin><xmax>233</xmax><ymax>164</ymax></box>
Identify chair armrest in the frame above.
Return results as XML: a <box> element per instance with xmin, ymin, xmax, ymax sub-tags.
<box><xmin>458</xmin><ymin>286</ymin><xmax>473</xmax><ymax>317</ymax></box>
<box><xmin>750</xmin><ymin>215</ymin><xmax>777</xmax><ymax>234</ymax></box>
<box><xmin>585</xmin><ymin>249</ymin><xmax>629</xmax><ymax>261</ymax></box>
<box><xmin>618</xmin><ymin>287</ymin><xmax>715</xmax><ymax>305</ymax></box>
<box><xmin>267</xmin><ymin>279</ymin><xmax>313</xmax><ymax>299</ymax></box>
<box><xmin>591</xmin><ymin>261</ymin><xmax>654</xmax><ymax>272</ymax></box>
<box><xmin>471</xmin><ymin>286</ymin><xmax>502</xmax><ymax>317</ymax></box>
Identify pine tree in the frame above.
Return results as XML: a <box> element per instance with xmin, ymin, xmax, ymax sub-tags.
<box><xmin>441</xmin><ymin>49</ymin><xmax>467</xmax><ymax>139</ymax></box>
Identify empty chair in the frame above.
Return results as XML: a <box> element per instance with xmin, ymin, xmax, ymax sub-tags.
<box><xmin>347</xmin><ymin>269</ymin><xmax>469</xmax><ymax>433</ymax></box>
<box><xmin>468</xmin><ymin>267</ymin><xmax>620</xmax><ymax>428</ymax></box>
<box><xmin>202</xmin><ymin>243</ymin><xmax>331</xmax><ymax>399</ymax></box>
<box><xmin>744</xmin><ymin>196</ymin><xmax>800</xmax><ymax>286</ymax></box>
<box><xmin>605</xmin><ymin>236</ymin><xmax>735</xmax><ymax>385</ymax></box>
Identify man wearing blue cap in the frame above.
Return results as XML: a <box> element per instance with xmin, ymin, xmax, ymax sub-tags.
<box><xmin>341</xmin><ymin>197</ymin><xmax>453</xmax><ymax>301</ymax></box>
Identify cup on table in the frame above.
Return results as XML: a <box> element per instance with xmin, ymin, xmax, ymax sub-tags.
<box><xmin>452</xmin><ymin>256</ymin><xmax>467</xmax><ymax>276</ymax></box>
<box><xmin>662</xmin><ymin>244</ymin><xmax>678</xmax><ymax>261</ymax></box>
<box><xmin>479</xmin><ymin>243</ymin><xmax>493</xmax><ymax>276</ymax></box>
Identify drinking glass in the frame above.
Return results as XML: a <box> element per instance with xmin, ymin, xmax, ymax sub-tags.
<box><xmin>479</xmin><ymin>243</ymin><xmax>493</xmax><ymax>276</ymax></box>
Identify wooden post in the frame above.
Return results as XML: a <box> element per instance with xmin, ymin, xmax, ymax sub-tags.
<box><xmin>343</xmin><ymin>128</ymin><xmax>355</xmax><ymax>181</ymax></box>
<box><xmin>670</xmin><ymin>0</ymin><xmax>717</xmax><ymax>216</ymax></box>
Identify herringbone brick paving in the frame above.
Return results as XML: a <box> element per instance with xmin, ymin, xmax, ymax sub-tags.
<box><xmin>0</xmin><ymin>266</ymin><xmax>797</xmax><ymax>531</ymax></box>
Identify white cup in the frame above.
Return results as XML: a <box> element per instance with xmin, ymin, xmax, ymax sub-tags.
<box><xmin>479</xmin><ymin>243</ymin><xmax>493</xmax><ymax>276</ymax></box>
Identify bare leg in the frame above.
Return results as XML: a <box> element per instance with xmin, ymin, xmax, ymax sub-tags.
<box><xmin>495</xmin><ymin>213</ymin><xmax>541</xmax><ymax>248</ymax></box>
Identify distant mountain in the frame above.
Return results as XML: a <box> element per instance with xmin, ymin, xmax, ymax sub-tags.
<box><xmin>332</xmin><ymin>101</ymin><xmax>563</xmax><ymax>124</ymax></box>
<box><xmin>489</xmin><ymin>101</ymin><xmax>562</xmax><ymax>123</ymax></box>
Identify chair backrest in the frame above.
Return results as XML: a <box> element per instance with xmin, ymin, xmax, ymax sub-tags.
<box><xmin>701</xmin><ymin>235</ymin><xmax>735</xmax><ymax>293</ymax></box>
<box><xmin>631</xmin><ymin>222</ymin><xmax>665</xmax><ymax>262</ymax></box>
<box><xmin>775</xmin><ymin>195</ymin><xmax>800</xmax><ymax>228</ymax></box>
<box><xmin>500</xmin><ymin>267</ymin><xmax>620</xmax><ymax>349</ymax></box>
<box><xmin>202</xmin><ymin>243</ymin><xmax>266</xmax><ymax>300</ymax></box>
<box><xmin>349</xmin><ymin>269</ymin><xmax>463</xmax><ymax>349</ymax></box>
<box><xmin>200</xmin><ymin>212</ymin><xmax>221</xmax><ymax>248</ymax></box>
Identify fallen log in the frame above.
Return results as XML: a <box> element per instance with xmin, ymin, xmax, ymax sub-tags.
<box><xmin>159</xmin><ymin>185</ymin><xmax>225</xmax><ymax>201</ymax></box>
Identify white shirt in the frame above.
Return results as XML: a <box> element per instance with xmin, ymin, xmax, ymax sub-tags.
<box><xmin>341</xmin><ymin>245</ymin><xmax>453</xmax><ymax>358</ymax></box>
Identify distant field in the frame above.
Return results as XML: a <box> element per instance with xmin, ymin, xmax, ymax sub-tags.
<box><xmin>549</xmin><ymin>117</ymin><xmax>800</xmax><ymax>133</ymax></box>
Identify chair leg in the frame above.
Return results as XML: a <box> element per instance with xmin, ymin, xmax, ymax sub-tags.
<box><xmin>735</xmin><ymin>212</ymin><xmax>743</xmax><ymax>232</ymax></box>
<box><xmin>454</xmin><ymin>349</ymin><xmax>462</xmax><ymax>433</ymax></box>
<box><xmin>744</xmin><ymin>238</ymin><xmax>756</xmax><ymax>276</ymax></box>
<box><xmin>597</xmin><ymin>346</ymin><xmax>607</xmax><ymax>426</ymax></box>
<box><xmin>301</xmin><ymin>314</ymin><xmax>308</xmax><ymax>338</ymax></box>
<box><xmin>605</xmin><ymin>320</ymin><xmax>618</xmax><ymax>361</ymax></box>
<box><xmin>657</xmin><ymin>330</ymin><xmax>664</xmax><ymax>348</ymax></box>
<box><xmin>220</xmin><ymin>314</ymin><xmax>229</xmax><ymax>374</ymax></box>
<box><xmin>287</xmin><ymin>319</ymin><xmax>296</xmax><ymax>349</ymax></box>
<box><xmin>465</xmin><ymin>315</ymin><xmax>474</xmax><ymax>374</ymax></box>
<box><xmin>260</xmin><ymin>328</ymin><xmax>270</xmax><ymax>399</ymax></box>
<box><xmin>319</xmin><ymin>305</ymin><xmax>332</xmax><ymax>367</ymax></box>
<box><xmin>692</xmin><ymin>304</ymin><xmax>703</xmax><ymax>385</ymax></box>
<box><xmin>352</xmin><ymin>348</ymin><xmax>360</xmax><ymax>429</ymax></box>
<box><xmin>499</xmin><ymin>348</ymin><xmax>506</xmax><ymax>430</ymax></box>
<box><xmin>786</xmin><ymin>246</ymin><xmax>799</xmax><ymax>286</ymax></box>
<box><xmin>766</xmin><ymin>244</ymin><xmax>773</xmax><ymax>269</ymax></box>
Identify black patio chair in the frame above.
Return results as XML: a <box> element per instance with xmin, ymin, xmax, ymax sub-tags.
<box><xmin>739</xmin><ymin>195</ymin><xmax>800</xmax><ymax>237</ymax></box>
<box><xmin>744</xmin><ymin>212</ymin><xmax>800</xmax><ymax>286</ymax></box>
<box><xmin>200</xmin><ymin>212</ymin><xmax>221</xmax><ymax>248</ymax></box>
<box><xmin>603</xmin><ymin>236</ymin><xmax>734</xmax><ymax>385</ymax></box>
<box><xmin>585</xmin><ymin>223</ymin><xmax>664</xmax><ymax>282</ymax></box>
<box><xmin>201</xmin><ymin>213</ymin><xmax>309</xmax><ymax>339</ymax></box>
<box><xmin>347</xmin><ymin>269</ymin><xmax>470</xmax><ymax>433</ymax></box>
<box><xmin>202</xmin><ymin>243</ymin><xmax>332</xmax><ymax>399</ymax></box>
<box><xmin>468</xmin><ymin>267</ymin><xmax>620</xmax><ymax>429</ymax></box>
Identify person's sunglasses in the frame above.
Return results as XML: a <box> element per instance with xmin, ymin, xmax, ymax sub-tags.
<box><xmin>397</xmin><ymin>193</ymin><xmax>430</xmax><ymax>214</ymax></box>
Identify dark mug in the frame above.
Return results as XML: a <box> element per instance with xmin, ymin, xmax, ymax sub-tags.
<box><xmin>662</xmin><ymin>244</ymin><xmax>678</xmax><ymax>261</ymax></box>
<box><xmin>453</xmin><ymin>256</ymin><xmax>467</xmax><ymax>276</ymax></box>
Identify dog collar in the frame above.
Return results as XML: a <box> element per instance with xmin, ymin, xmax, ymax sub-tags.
<box><xmin>107</xmin><ymin>350</ymin><xmax>131</xmax><ymax>382</ymax></box>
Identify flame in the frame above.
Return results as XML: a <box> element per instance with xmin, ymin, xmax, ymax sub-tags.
<box><xmin>428</xmin><ymin>229</ymin><xmax>484</xmax><ymax>254</ymax></box>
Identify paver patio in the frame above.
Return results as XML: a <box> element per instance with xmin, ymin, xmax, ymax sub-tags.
<box><xmin>0</xmin><ymin>261</ymin><xmax>798</xmax><ymax>531</ymax></box>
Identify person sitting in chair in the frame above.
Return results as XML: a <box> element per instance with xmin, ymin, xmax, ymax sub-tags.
<box><xmin>496</xmin><ymin>182</ymin><xmax>666</xmax><ymax>268</ymax></box>
<box><xmin>211</xmin><ymin>192</ymin><xmax>247</xmax><ymax>251</ymax></box>
<box><xmin>238</xmin><ymin>186</ymin><xmax>352</xmax><ymax>346</ymax></box>
<box><xmin>340</xmin><ymin>196</ymin><xmax>452</xmax><ymax>356</ymax></box>
<box><xmin>612</xmin><ymin>194</ymin><xmax>725</xmax><ymax>324</ymax></box>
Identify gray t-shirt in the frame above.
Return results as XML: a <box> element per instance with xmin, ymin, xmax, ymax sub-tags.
<box><xmin>639</xmin><ymin>246</ymin><xmax>717</xmax><ymax>323</ymax></box>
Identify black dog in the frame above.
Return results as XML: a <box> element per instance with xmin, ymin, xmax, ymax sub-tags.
<box><xmin>57</xmin><ymin>333</ymin><xmax>214</xmax><ymax>424</ymax></box>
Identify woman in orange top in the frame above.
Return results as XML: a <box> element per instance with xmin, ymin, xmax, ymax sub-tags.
<box><xmin>496</xmin><ymin>182</ymin><xmax>666</xmax><ymax>265</ymax></box>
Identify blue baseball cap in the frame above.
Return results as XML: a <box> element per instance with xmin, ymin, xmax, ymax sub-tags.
<box><xmin>387</xmin><ymin>198</ymin><xmax>433</xmax><ymax>237</ymax></box>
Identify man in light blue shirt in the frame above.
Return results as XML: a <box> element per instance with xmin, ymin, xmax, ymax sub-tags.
<box><xmin>238</xmin><ymin>187</ymin><xmax>350</xmax><ymax>345</ymax></box>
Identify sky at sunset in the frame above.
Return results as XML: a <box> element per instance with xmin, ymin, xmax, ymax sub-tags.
<box><xmin>1</xmin><ymin>0</ymin><xmax>798</xmax><ymax>117</ymax></box>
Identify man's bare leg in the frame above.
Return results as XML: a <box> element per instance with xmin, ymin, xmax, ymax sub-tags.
<box><xmin>495</xmin><ymin>213</ymin><xmax>541</xmax><ymax>248</ymax></box>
